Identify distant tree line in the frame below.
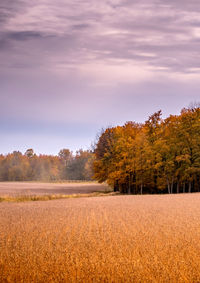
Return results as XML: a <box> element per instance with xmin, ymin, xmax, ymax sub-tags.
<box><xmin>0</xmin><ymin>149</ymin><xmax>94</xmax><ymax>181</ymax></box>
<box><xmin>93</xmin><ymin>106</ymin><xmax>200</xmax><ymax>194</ymax></box>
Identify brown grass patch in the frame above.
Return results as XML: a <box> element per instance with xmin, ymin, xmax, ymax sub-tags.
<box><xmin>0</xmin><ymin>191</ymin><xmax>116</xmax><ymax>202</ymax></box>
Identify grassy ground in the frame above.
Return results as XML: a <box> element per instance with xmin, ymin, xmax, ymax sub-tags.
<box><xmin>1</xmin><ymin>193</ymin><xmax>200</xmax><ymax>282</ymax></box>
<box><xmin>0</xmin><ymin>182</ymin><xmax>111</xmax><ymax>202</ymax></box>
<box><xmin>0</xmin><ymin>191</ymin><xmax>116</xmax><ymax>202</ymax></box>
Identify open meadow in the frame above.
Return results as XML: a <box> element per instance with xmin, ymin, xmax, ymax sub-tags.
<box><xmin>1</xmin><ymin>189</ymin><xmax>200</xmax><ymax>282</ymax></box>
<box><xmin>0</xmin><ymin>182</ymin><xmax>110</xmax><ymax>198</ymax></box>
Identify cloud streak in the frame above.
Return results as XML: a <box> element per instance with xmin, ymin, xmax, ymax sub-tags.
<box><xmin>1</xmin><ymin>0</ymin><xmax>200</xmax><ymax>73</ymax></box>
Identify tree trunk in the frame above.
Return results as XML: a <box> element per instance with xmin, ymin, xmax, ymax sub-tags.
<box><xmin>183</xmin><ymin>183</ymin><xmax>185</xmax><ymax>193</ymax></box>
<box><xmin>167</xmin><ymin>178</ymin><xmax>170</xmax><ymax>194</ymax></box>
<box><xmin>189</xmin><ymin>181</ymin><xmax>192</xmax><ymax>193</ymax></box>
<box><xmin>170</xmin><ymin>178</ymin><xmax>174</xmax><ymax>194</ymax></box>
<box><xmin>128</xmin><ymin>175</ymin><xmax>131</xmax><ymax>194</ymax></box>
<box><xmin>176</xmin><ymin>182</ymin><xmax>179</xmax><ymax>194</ymax></box>
<box><xmin>140</xmin><ymin>184</ymin><xmax>143</xmax><ymax>195</ymax></box>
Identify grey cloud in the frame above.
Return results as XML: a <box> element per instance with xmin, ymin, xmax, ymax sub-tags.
<box><xmin>0</xmin><ymin>0</ymin><xmax>27</xmax><ymax>24</ymax></box>
<box><xmin>0</xmin><ymin>38</ymin><xmax>10</xmax><ymax>50</ymax></box>
<box><xmin>71</xmin><ymin>24</ymin><xmax>91</xmax><ymax>31</ymax></box>
<box><xmin>164</xmin><ymin>0</ymin><xmax>200</xmax><ymax>12</ymax></box>
<box><xmin>7</xmin><ymin>31</ymin><xmax>44</xmax><ymax>41</ymax></box>
<box><xmin>0</xmin><ymin>10</ymin><xmax>9</xmax><ymax>23</ymax></box>
<box><xmin>1</xmin><ymin>0</ymin><xmax>200</xmax><ymax>73</ymax></box>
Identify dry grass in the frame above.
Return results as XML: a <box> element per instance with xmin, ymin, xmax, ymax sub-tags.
<box><xmin>0</xmin><ymin>191</ymin><xmax>116</xmax><ymax>203</ymax></box>
<box><xmin>0</xmin><ymin>182</ymin><xmax>110</xmax><ymax>197</ymax></box>
<box><xmin>1</xmin><ymin>194</ymin><xmax>200</xmax><ymax>282</ymax></box>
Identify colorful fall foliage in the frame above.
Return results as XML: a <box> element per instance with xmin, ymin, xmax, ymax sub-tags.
<box><xmin>93</xmin><ymin>106</ymin><xmax>200</xmax><ymax>194</ymax></box>
<box><xmin>1</xmin><ymin>105</ymin><xmax>200</xmax><ymax>193</ymax></box>
<box><xmin>0</xmin><ymin>149</ymin><xmax>94</xmax><ymax>181</ymax></box>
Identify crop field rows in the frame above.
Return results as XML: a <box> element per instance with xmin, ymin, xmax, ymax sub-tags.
<box><xmin>1</xmin><ymin>194</ymin><xmax>200</xmax><ymax>282</ymax></box>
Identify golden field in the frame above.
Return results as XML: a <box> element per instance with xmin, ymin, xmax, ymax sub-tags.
<box><xmin>1</xmin><ymin>191</ymin><xmax>200</xmax><ymax>282</ymax></box>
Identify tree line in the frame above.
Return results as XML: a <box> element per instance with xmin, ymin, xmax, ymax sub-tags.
<box><xmin>93</xmin><ymin>106</ymin><xmax>200</xmax><ymax>194</ymax></box>
<box><xmin>0</xmin><ymin>149</ymin><xmax>94</xmax><ymax>181</ymax></box>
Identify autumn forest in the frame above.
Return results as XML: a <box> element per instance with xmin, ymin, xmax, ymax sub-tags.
<box><xmin>0</xmin><ymin>149</ymin><xmax>94</xmax><ymax>182</ymax></box>
<box><xmin>94</xmin><ymin>106</ymin><xmax>200</xmax><ymax>194</ymax></box>
<box><xmin>1</xmin><ymin>105</ymin><xmax>200</xmax><ymax>195</ymax></box>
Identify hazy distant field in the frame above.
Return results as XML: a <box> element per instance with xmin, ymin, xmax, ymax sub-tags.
<box><xmin>0</xmin><ymin>182</ymin><xmax>110</xmax><ymax>197</ymax></box>
<box><xmin>1</xmin><ymin>194</ymin><xmax>200</xmax><ymax>282</ymax></box>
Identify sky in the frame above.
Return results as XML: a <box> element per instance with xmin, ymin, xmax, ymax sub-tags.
<box><xmin>1</xmin><ymin>0</ymin><xmax>200</xmax><ymax>155</ymax></box>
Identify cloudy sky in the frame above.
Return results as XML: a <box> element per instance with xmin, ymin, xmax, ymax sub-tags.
<box><xmin>1</xmin><ymin>0</ymin><xmax>200</xmax><ymax>155</ymax></box>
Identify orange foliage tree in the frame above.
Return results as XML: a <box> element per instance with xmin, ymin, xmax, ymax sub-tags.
<box><xmin>94</xmin><ymin>106</ymin><xmax>200</xmax><ymax>194</ymax></box>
